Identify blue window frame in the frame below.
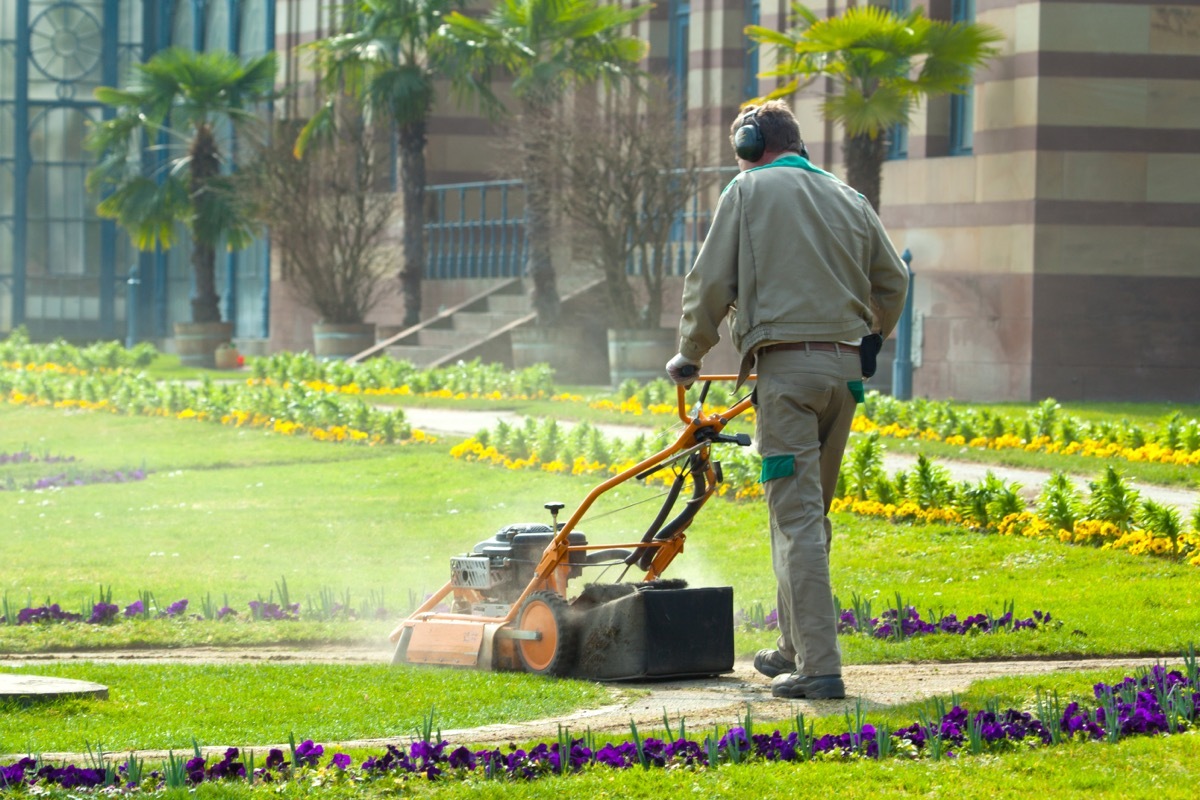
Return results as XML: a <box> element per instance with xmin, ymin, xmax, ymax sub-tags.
<box><xmin>886</xmin><ymin>0</ymin><xmax>910</xmax><ymax>160</ymax></box>
<box><xmin>743</xmin><ymin>0</ymin><xmax>760</xmax><ymax>99</ymax></box>
<box><xmin>2</xmin><ymin>0</ymin><xmax>274</xmax><ymax>341</ymax></box>
<box><xmin>669</xmin><ymin>0</ymin><xmax>689</xmax><ymax>119</ymax></box>
<box><xmin>949</xmin><ymin>0</ymin><xmax>976</xmax><ymax>155</ymax></box>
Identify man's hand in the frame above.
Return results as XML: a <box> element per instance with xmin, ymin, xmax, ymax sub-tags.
<box><xmin>665</xmin><ymin>353</ymin><xmax>701</xmax><ymax>386</ymax></box>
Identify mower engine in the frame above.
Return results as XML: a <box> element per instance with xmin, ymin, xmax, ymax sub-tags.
<box><xmin>449</xmin><ymin>523</ymin><xmax>588</xmax><ymax>614</ymax></box>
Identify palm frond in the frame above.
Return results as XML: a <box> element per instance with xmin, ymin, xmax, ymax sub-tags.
<box><xmin>95</xmin><ymin>176</ymin><xmax>190</xmax><ymax>251</ymax></box>
<box><xmin>295</xmin><ymin>102</ymin><xmax>337</xmax><ymax>159</ymax></box>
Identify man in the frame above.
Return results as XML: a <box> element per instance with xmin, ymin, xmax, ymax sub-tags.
<box><xmin>665</xmin><ymin>100</ymin><xmax>909</xmax><ymax>699</ymax></box>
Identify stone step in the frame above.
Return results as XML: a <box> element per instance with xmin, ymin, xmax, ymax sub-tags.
<box><xmin>0</xmin><ymin>673</ymin><xmax>109</xmax><ymax>701</ymax></box>
<box><xmin>450</xmin><ymin>310</ymin><xmax>527</xmax><ymax>333</ymax></box>
<box><xmin>417</xmin><ymin>328</ymin><xmax>477</xmax><ymax>348</ymax></box>
<box><xmin>383</xmin><ymin>344</ymin><xmax>455</xmax><ymax>366</ymax></box>
<box><xmin>483</xmin><ymin>293</ymin><xmax>529</xmax><ymax>314</ymax></box>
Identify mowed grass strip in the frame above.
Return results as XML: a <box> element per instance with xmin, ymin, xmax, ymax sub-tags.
<box><xmin>0</xmin><ymin>662</ymin><xmax>612</xmax><ymax>754</ymax></box>
<box><xmin>5</xmin><ymin>402</ymin><xmax>1200</xmax><ymax>661</ymax></box>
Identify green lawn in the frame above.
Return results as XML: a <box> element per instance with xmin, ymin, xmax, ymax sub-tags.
<box><xmin>4</xmin><ymin>393</ymin><xmax>1200</xmax><ymax>792</ymax></box>
<box><xmin>0</xmin><ymin>662</ymin><xmax>611</xmax><ymax>754</ymax></box>
<box><xmin>3</xmin><ymin>402</ymin><xmax>1199</xmax><ymax>661</ymax></box>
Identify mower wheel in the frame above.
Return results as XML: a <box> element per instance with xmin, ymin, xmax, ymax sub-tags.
<box><xmin>515</xmin><ymin>591</ymin><xmax>577</xmax><ymax>676</ymax></box>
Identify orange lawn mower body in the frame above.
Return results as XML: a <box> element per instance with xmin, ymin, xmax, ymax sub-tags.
<box><xmin>388</xmin><ymin>374</ymin><xmax>756</xmax><ymax>680</ymax></box>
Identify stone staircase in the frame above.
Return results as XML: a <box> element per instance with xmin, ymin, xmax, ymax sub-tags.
<box><xmin>351</xmin><ymin>278</ymin><xmax>532</xmax><ymax>367</ymax></box>
<box><xmin>349</xmin><ymin>278</ymin><xmax>611</xmax><ymax>372</ymax></box>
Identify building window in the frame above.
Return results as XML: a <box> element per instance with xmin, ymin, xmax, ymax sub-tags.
<box><xmin>743</xmin><ymin>0</ymin><xmax>759</xmax><ymax>100</ymax></box>
<box><xmin>949</xmin><ymin>0</ymin><xmax>975</xmax><ymax>155</ymax></box>
<box><xmin>669</xmin><ymin>0</ymin><xmax>689</xmax><ymax>118</ymax></box>
<box><xmin>885</xmin><ymin>0</ymin><xmax>909</xmax><ymax>160</ymax></box>
<box><xmin>887</xmin><ymin>124</ymin><xmax>908</xmax><ymax>160</ymax></box>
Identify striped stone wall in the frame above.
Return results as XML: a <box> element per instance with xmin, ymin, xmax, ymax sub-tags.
<box><xmin>877</xmin><ymin>0</ymin><xmax>1200</xmax><ymax>401</ymax></box>
<box><xmin>270</xmin><ymin>0</ymin><xmax>1199</xmax><ymax>401</ymax></box>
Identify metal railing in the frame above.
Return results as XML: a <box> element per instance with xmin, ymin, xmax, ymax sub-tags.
<box><xmin>423</xmin><ymin>167</ymin><xmax>737</xmax><ymax>281</ymax></box>
<box><xmin>425</xmin><ymin>180</ymin><xmax>528</xmax><ymax>280</ymax></box>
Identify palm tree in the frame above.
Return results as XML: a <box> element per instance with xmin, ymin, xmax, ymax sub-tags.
<box><xmin>747</xmin><ymin>3</ymin><xmax>1002</xmax><ymax>211</ymax></box>
<box><xmin>299</xmin><ymin>0</ymin><xmax>463</xmax><ymax>329</ymax></box>
<box><xmin>86</xmin><ymin>47</ymin><xmax>277</xmax><ymax>324</ymax></box>
<box><xmin>435</xmin><ymin>0</ymin><xmax>651</xmax><ymax>325</ymax></box>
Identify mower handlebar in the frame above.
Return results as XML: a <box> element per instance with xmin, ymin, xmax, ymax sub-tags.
<box><xmin>674</xmin><ymin>374</ymin><xmax>754</xmax><ymax>425</ymax></box>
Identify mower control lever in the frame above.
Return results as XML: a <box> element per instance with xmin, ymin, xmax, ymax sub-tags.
<box><xmin>693</xmin><ymin>427</ymin><xmax>752</xmax><ymax>447</ymax></box>
<box><xmin>715</xmin><ymin>432</ymin><xmax>752</xmax><ymax>446</ymax></box>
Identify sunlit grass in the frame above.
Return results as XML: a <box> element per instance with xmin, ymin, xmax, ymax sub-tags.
<box><xmin>0</xmin><ymin>661</ymin><xmax>613</xmax><ymax>754</ymax></box>
<box><xmin>4</xmin><ymin>401</ymin><xmax>1199</xmax><ymax>660</ymax></box>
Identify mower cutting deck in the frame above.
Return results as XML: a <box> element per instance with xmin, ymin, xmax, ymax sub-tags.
<box><xmin>389</xmin><ymin>374</ymin><xmax>755</xmax><ymax>680</ymax></box>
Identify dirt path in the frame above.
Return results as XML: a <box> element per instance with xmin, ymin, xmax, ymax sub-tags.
<box><xmin>3</xmin><ymin>646</ymin><xmax>1177</xmax><ymax>761</ymax></box>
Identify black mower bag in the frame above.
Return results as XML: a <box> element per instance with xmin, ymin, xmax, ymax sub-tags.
<box><xmin>570</xmin><ymin>585</ymin><xmax>734</xmax><ymax>681</ymax></box>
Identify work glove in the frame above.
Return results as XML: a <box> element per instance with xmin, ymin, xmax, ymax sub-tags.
<box><xmin>665</xmin><ymin>353</ymin><xmax>700</xmax><ymax>386</ymax></box>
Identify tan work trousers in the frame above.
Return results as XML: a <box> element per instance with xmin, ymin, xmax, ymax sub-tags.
<box><xmin>754</xmin><ymin>345</ymin><xmax>861</xmax><ymax>677</ymax></box>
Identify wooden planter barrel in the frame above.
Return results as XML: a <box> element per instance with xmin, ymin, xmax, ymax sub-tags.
<box><xmin>173</xmin><ymin>321</ymin><xmax>234</xmax><ymax>369</ymax></box>
<box><xmin>607</xmin><ymin>328</ymin><xmax>678</xmax><ymax>387</ymax></box>
<box><xmin>313</xmin><ymin>322</ymin><xmax>376</xmax><ymax>361</ymax></box>
<box><xmin>510</xmin><ymin>325</ymin><xmax>610</xmax><ymax>385</ymax></box>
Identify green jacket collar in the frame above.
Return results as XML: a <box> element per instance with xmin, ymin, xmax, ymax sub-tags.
<box><xmin>748</xmin><ymin>153</ymin><xmax>840</xmax><ymax>182</ymax></box>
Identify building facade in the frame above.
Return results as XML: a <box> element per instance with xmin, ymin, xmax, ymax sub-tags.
<box><xmin>3</xmin><ymin>0</ymin><xmax>1197</xmax><ymax>401</ymax></box>
<box><xmin>0</xmin><ymin>0</ymin><xmax>273</xmax><ymax>345</ymax></box>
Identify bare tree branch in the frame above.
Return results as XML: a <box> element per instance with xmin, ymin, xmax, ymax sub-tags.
<box><xmin>242</xmin><ymin>102</ymin><xmax>395</xmax><ymax>324</ymax></box>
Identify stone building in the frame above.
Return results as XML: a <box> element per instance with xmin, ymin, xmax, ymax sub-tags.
<box><xmin>2</xmin><ymin>0</ymin><xmax>1197</xmax><ymax>400</ymax></box>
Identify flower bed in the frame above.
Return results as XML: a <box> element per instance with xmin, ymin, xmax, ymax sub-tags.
<box><xmin>1</xmin><ymin>581</ymin><xmax>392</xmax><ymax>628</ymax></box>
<box><xmin>856</xmin><ymin>394</ymin><xmax>1200</xmax><ymax>469</ymax></box>
<box><xmin>1</xmin><ymin>355</ymin><xmax>426</xmax><ymax>446</ymax></box>
<box><xmin>739</xmin><ymin>597</ymin><xmax>1059</xmax><ymax>639</ymax></box>
<box><xmin>451</xmin><ymin>417</ymin><xmax>1200</xmax><ymax>568</ymax></box>
<box><xmin>0</xmin><ymin>449</ymin><xmax>149</xmax><ymax>492</ymax></box>
<box><xmin>2</xmin><ymin>659</ymin><xmax>1196</xmax><ymax>792</ymax></box>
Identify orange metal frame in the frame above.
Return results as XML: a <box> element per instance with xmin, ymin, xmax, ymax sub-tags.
<box><xmin>388</xmin><ymin>374</ymin><xmax>756</xmax><ymax>657</ymax></box>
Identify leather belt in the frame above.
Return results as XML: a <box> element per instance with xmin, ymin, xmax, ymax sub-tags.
<box><xmin>760</xmin><ymin>341</ymin><xmax>859</xmax><ymax>355</ymax></box>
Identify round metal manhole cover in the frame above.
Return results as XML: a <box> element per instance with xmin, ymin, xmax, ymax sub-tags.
<box><xmin>0</xmin><ymin>673</ymin><xmax>109</xmax><ymax>702</ymax></box>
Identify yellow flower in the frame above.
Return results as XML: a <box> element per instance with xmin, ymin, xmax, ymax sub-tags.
<box><xmin>851</xmin><ymin>416</ymin><xmax>878</xmax><ymax>433</ymax></box>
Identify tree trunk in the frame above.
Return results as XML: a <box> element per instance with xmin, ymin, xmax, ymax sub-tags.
<box><xmin>602</xmin><ymin>241</ymin><xmax>639</xmax><ymax>329</ymax></box>
<box><xmin>524</xmin><ymin>164</ymin><xmax>560</xmax><ymax>326</ymax></box>
<box><xmin>189</xmin><ymin>124</ymin><xmax>223</xmax><ymax>323</ymax></box>
<box><xmin>641</xmin><ymin>243</ymin><xmax>664</xmax><ymax>329</ymax></box>
<box><xmin>843</xmin><ymin>132</ymin><xmax>889</xmax><ymax>214</ymax></box>
<box><xmin>521</xmin><ymin>101</ymin><xmax>561</xmax><ymax>326</ymax></box>
<box><xmin>398</xmin><ymin>120</ymin><xmax>427</xmax><ymax>329</ymax></box>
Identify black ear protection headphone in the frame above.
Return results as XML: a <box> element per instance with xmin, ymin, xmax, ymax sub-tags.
<box><xmin>733</xmin><ymin>106</ymin><xmax>765</xmax><ymax>162</ymax></box>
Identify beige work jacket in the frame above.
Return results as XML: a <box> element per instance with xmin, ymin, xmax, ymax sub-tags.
<box><xmin>678</xmin><ymin>154</ymin><xmax>909</xmax><ymax>374</ymax></box>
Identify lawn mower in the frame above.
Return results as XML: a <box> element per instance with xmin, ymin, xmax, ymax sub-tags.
<box><xmin>389</xmin><ymin>373</ymin><xmax>756</xmax><ymax>680</ymax></box>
